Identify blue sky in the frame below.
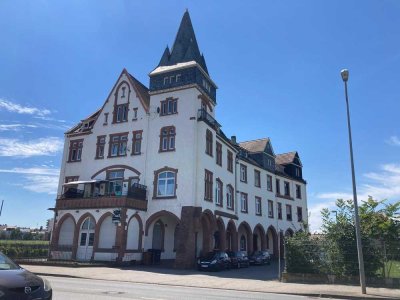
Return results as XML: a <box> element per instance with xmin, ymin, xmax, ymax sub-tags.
<box><xmin>0</xmin><ymin>1</ymin><xmax>399</xmax><ymax>231</ymax></box>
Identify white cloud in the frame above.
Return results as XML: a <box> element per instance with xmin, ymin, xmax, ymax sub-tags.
<box><xmin>312</xmin><ymin>163</ymin><xmax>400</xmax><ymax>232</ymax></box>
<box><xmin>0</xmin><ymin>124</ymin><xmax>38</xmax><ymax>131</ymax></box>
<box><xmin>386</xmin><ymin>136</ymin><xmax>400</xmax><ymax>146</ymax></box>
<box><xmin>0</xmin><ymin>167</ymin><xmax>60</xmax><ymax>195</ymax></box>
<box><xmin>0</xmin><ymin>137</ymin><xmax>63</xmax><ymax>157</ymax></box>
<box><xmin>0</xmin><ymin>98</ymin><xmax>51</xmax><ymax>116</ymax></box>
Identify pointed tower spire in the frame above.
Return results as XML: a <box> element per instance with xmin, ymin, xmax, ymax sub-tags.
<box><xmin>158</xmin><ymin>46</ymin><xmax>170</xmax><ymax>66</ymax></box>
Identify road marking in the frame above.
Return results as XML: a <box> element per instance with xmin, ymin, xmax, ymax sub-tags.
<box><xmin>140</xmin><ymin>297</ymin><xmax>165</xmax><ymax>300</ymax></box>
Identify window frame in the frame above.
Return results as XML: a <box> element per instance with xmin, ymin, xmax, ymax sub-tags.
<box><xmin>132</xmin><ymin>130</ymin><xmax>143</xmax><ymax>155</ymax></box>
<box><xmin>226</xmin><ymin>184</ymin><xmax>234</xmax><ymax>210</ymax></box>
<box><xmin>205</xmin><ymin>130</ymin><xmax>213</xmax><ymax>156</ymax></box>
<box><xmin>297</xmin><ymin>206</ymin><xmax>303</xmax><ymax>222</ymax></box>
<box><xmin>286</xmin><ymin>204</ymin><xmax>292</xmax><ymax>221</ymax></box>
<box><xmin>255</xmin><ymin>196</ymin><xmax>262</xmax><ymax>216</ymax></box>
<box><xmin>160</xmin><ymin>97</ymin><xmax>178</xmax><ymax>116</ymax></box>
<box><xmin>216</xmin><ymin>142</ymin><xmax>222</xmax><ymax>166</ymax></box>
<box><xmin>240</xmin><ymin>192</ymin><xmax>248</xmax><ymax>213</ymax></box>
<box><xmin>108</xmin><ymin>132</ymin><xmax>128</xmax><ymax>158</ymax></box>
<box><xmin>240</xmin><ymin>164</ymin><xmax>247</xmax><ymax>183</ymax></box>
<box><xmin>114</xmin><ymin>103</ymin><xmax>129</xmax><ymax>123</ymax></box>
<box><xmin>95</xmin><ymin>135</ymin><xmax>106</xmax><ymax>159</ymax></box>
<box><xmin>276</xmin><ymin>178</ymin><xmax>281</xmax><ymax>195</ymax></box>
<box><xmin>284</xmin><ymin>181</ymin><xmax>290</xmax><ymax>197</ymax></box>
<box><xmin>254</xmin><ymin>170</ymin><xmax>261</xmax><ymax>188</ymax></box>
<box><xmin>68</xmin><ymin>139</ymin><xmax>84</xmax><ymax>162</ymax></box>
<box><xmin>215</xmin><ymin>179</ymin><xmax>223</xmax><ymax>207</ymax></box>
<box><xmin>227</xmin><ymin>150</ymin><xmax>233</xmax><ymax>173</ymax></box>
<box><xmin>296</xmin><ymin>184</ymin><xmax>302</xmax><ymax>199</ymax></box>
<box><xmin>159</xmin><ymin>126</ymin><xmax>176</xmax><ymax>152</ymax></box>
<box><xmin>277</xmin><ymin>202</ymin><xmax>282</xmax><ymax>220</ymax></box>
<box><xmin>153</xmin><ymin>167</ymin><xmax>178</xmax><ymax>199</ymax></box>
<box><xmin>267</xmin><ymin>175</ymin><xmax>273</xmax><ymax>192</ymax></box>
<box><xmin>268</xmin><ymin>200</ymin><xmax>274</xmax><ymax>218</ymax></box>
<box><xmin>204</xmin><ymin>169</ymin><xmax>213</xmax><ymax>201</ymax></box>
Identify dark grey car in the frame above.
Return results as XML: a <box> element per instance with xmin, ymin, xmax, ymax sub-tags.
<box><xmin>0</xmin><ymin>251</ymin><xmax>52</xmax><ymax>299</ymax></box>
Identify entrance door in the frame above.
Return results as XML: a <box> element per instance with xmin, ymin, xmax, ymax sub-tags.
<box><xmin>77</xmin><ymin>217</ymin><xmax>95</xmax><ymax>261</ymax></box>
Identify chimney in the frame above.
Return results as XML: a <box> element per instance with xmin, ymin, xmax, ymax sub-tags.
<box><xmin>231</xmin><ymin>136</ymin><xmax>237</xmax><ymax>144</ymax></box>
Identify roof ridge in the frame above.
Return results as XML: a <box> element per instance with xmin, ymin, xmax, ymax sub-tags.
<box><xmin>239</xmin><ymin>137</ymin><xmax>270</xmax><ymax>144</ymax></box>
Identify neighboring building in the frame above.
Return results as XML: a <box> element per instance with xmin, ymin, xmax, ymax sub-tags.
<box><xmin>50</xmin><ymin>11</ymin><xmax>307</xmax><ymax>268</ymax></box>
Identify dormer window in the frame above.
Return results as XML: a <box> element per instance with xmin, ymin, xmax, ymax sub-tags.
<box><xmin>202</xmin><ymin>78</ymin><xmax>211</xmax><ymax>92</ymax></box>
<box><xmin>295</xmin><ymin>167</ymin><xmax>300</xmax><ymax>177</ymax></box>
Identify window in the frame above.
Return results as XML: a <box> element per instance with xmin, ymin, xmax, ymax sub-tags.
<box><xmin>268</xmin><ymin>200</ymin><xmax>274</xmax><ymax>218</ymax></box>
<box><xmin>204</xmin><ymin>169</ymin><xmax>213</xmax><ymax>201</ymax></box>
<box><xmin>254</xmin><ymin>170</ymin><xmax>261</xmax><ymax>187</ymax></box>
<box><xmin>297</xmin><ymin>207</ymin><xmax>303</xmax><ymax>222</ymax></box>
<box><xmin>240</xmin><ymin>193</ymin><xmax>248</xmax><ymax>213</ymax></box>
<box><xmin>68</xmin><ymin>139</ymin><xmax>83</xmax><ymax>162</ymax></box>
<box><xmin>132</xmin><ymin>108</ymin><xmax>138</xmax><ymax>120</ymax></box>
<box><xmin>216</xmin><ymin>142</ymin><xmax>222</xmax><ymax>166</ymax></box>
<box><xmin>215</xmin><ymin>179</ymin><xmax>223</xmax><ymax>206</ymax></box>
<box><xmin>276</xmin><ymin>179</ymin><xmax>281</xmax><ymax>195</ymax></box>
<box><xmin>107</xmin><ymin>170</ymin><xmax>124</xmax><ymax>196</ymax></box>
<box><xmin>109</xmin><ymin>133</ymin><xmax>128</xmax><ymax>157</ymax></box>
<box><xmin>295</xmin><ymin>167</ymin><xmax>300</xmax><ymax>177</ymax></box>
<box><xmin>267</xmin><ymin>175</ymin><xmax>273</xmax><ymax>191</ymax></box>
<box><xmin>296</xmin><ymin>184</ymin><xmax>301</xmax><ymax>199</ymax></box>
<box><xmin>255</xmin><ymin>197</ymin><xmax>262</xmax><ymax>215</ymax></box>
<box><xmin>160</xmin><ymin>98</ymin><xmax>178</xmax><ymax>116</ymax></box>
<box><xmin>227</xmin><ymin>150</ymin><xmax>233</xmax><ymax>173</ymax></box>
<box><xmin>121</xmin><ymin>86</ymin><xmax>126</xmax><ymax>98</ymax></box>
<box><xmin>226</xmin><ymin>185</ymin><xmax>234</xmax><ymax>210</ymax></box>
<box><xmin>206</xmin><ymin>130</ymin><xmax>213</xmax><ymax>156</ymax></box>
<box><xmin>132</xmin><ymin>131</ymin><xmax>142</xmax><ymax>155</ymax></box>
<box><xmin>114</xmin><ymin>103</ymin><xmax>128</xmax><ymax>123</ymax></box>
<box><xmin>157</xmin><ymin>171</ymin><xmax>176</xmax><ymax>197</ymax></box>
<box><xmin>240</xmin><ymin>164</ymin><xmax>247</xmax><ymax>183</ymax></box>
<box><xmin>104</xmin><ymin>113</ymin><xmax>109</xmax><ymax>125</ymax></box>
<box><xmin>96</xmin><ymin>136</ymin><xmax>106</xmax><ymax>159</ymax></box>
<box><xmin>286</xmin><ymin>204</ymin><xmax>292</xmax><ymax>221</ymax></box>
<box><xmin>284</xmin><ymin>181</ymin><xmax>290</xmax><ymax>196</ymax></box>
<box><xmin>277</xmin><ymin>202</ymin><xmax>282</xmax><ymax>220</ymax></box>
<box><xmin>160</xmin><ymin>126</ymin><xmax>176</xmax><ymax>152</ymax></box>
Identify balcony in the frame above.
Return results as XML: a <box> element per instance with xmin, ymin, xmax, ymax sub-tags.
<box><xmin>56</xmin><ymin>183</ymin><xmax>148</xmax><ymax>211</ymax></box>
<box><xmin>197</xmin><ymin>109</ymin><xmax>221</xmax><ymax>131</ymax></box>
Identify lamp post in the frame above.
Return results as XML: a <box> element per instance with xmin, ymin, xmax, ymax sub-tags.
<box><xmin>340</xmin><ymin>69</ymin><xmax>366</xmax><ymax>294</ymax></box>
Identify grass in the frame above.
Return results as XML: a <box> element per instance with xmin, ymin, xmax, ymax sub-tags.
<box><xmin>0</xmin><ymin>240</ymin><xmax>49</xmax><ymax>245</ymax></box>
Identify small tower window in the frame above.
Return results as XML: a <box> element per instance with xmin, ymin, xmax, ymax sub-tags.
<box><xmin>121</xmin><ymin>86</ymin><xmax>126</xmax><ymax>98</ymax></box>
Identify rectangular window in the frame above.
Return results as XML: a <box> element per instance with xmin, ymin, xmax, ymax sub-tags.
<box><xmin>215</xmin><ymin>180</ymin><xmax>223</xmax><ymax>206</ymax></box>
<box><xmin>267</xmin><ymin>175</ymin><xmax>273</xmax><ymax>192</ymax></box>
<box><xmin>132</xmin><ymin>108</ymin><xmax>138</xmax><ymax>120</ymax></box>
<box><xmin>96</xmin><ymin>136</ymin><xmax>106</xmax><ymax>159</ymax></box>
<box><xmin>227</xmin><ymin>150</ymin><xmax>233</xmax><ymax>173</ymax></box>
<box><xmin>109</xmin><ymin>133</ymin><xmax>128</xmax><ymax>157</ymax></box>
<box><xmin>240</xmin><ymin>193</ymin><xmax>248</xmax><ymax>213</ymax></box>
<box><xmin>68</xmin><ymin>139</ymin><xmax>83</xmax><ymax>162</ymax></box>
<box><xmin>104</xmin><ymin>113</ymin><xmax>109</xmax><ymax>125</ymax></box>
<box><xmin>216</xmin><ymin>142</ymin><xmax>222</xmax><ymax>166</ymax></box>
<box><xmin>107</xmin><ymin>169</ymin><xmax>124</xmax><ymax>196</ymax></box>
<box><xmin>297</xmin><ymin>207</ymin><xmax>303</xmax><ymax>222</ymax></box>
<box><xmin>276</xmin><ymin>179</ymin><xmax>281</xmax><ymax>195</ymax></box>
<box><xmin>254</xmin><ymin>170</ymin><xmax>261</xmax><ymax>187</ymax></box>
<box><xmin>286</xmin><ymin>204</ymin><xmax>292</xmax><ymax>221</ymax></box>
<box><xmin>268</xmin><ymin>200</ymin><xmax>274</xmax><ymax>218</ymax></box>
<box><xmin>160</xmin><ymin>126</ymin><xmax>176</xmax><ymax>152</ymax></box>
<box><xmin>240</xmin><ymin>164</ymin><xmax>247</xmax><ymax>183</ymax></box>
<box><xmin>226</xmin><ymin>186</ymin><xmax>234</xmax><ymax>209</ymax></box>
<box><xmin>284</xmin><ymin>181</ymin><xmax>290</xmax><ymax>196</ymax></box>
<box><xmin>278</xmin><ymin>202</ymin><xmax>282</xmax><ymax>219</ymax></box>
<box><xmin>204</xmin><ymin>169</ymin><xmax>213</xmax><ymax>201</ymax></box>
<box><xmin>206</xmin><ymin>130</ymin><xmax>213</xmax><ymax>156</ymax></box>
<box><xmin>296</xmin><ymin>184</ymin><xmax>301</xmax><ymax>199</ymax></box>
<box><xmin>132</xmin><ymin>130</ymin><xmax>142</xmax><ymax>155</ymax></box>
<box><xmin>114</xmin><ymin>103</ymin><xmax>128</xmax><ymax>123</ymax></box>
<box><xmin>295</xmin><ymin>167</ymin><xmax>300</xmax><ymax>177</ymax></box>
<box><xmin>160</xmin><ymin>98</ymin><xmax>178</xmax><ymax>116</ymax></box>
<box><xmin>255</xmin><ymin>196</ymin><xmax>262</xmax><ymax>215</ymax></box>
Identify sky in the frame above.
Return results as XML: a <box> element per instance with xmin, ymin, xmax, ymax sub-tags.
<box><xmin>0</xmin><ymin>1</ymin><xmax>399</xmax><ymax>231</ymax></box>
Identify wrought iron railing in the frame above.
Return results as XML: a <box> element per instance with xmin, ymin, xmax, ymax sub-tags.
<box><xmin>197</xmin><ymin>109</ymin><xmax>221</xmax><ymax>130</ymax></box>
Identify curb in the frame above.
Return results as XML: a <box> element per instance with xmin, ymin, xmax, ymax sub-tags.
<box><xmin>36</xmin><ymin>272</ymin><xmax>397</xmax><ymax>300</ymax></box>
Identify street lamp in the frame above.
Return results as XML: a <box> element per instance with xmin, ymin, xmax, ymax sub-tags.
<box><xmin>340</xmin><ymin>69</ymin><xmax>366</xmax><ymax>294</ymax></box>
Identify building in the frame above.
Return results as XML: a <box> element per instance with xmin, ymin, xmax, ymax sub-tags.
<box><xmin>50</xmin><ymin>11</ymin><xmax>307</xmax><ymax>268</ymax></box>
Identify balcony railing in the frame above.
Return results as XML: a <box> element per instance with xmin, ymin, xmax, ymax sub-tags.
<box><xmin>197</xmin><ymin>109</ymin><xmax>221</xmax><ymax>130</ymax></box>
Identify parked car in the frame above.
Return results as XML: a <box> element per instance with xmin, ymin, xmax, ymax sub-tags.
<box><xmin>0</xmin><ymin>251</ymin><xmax>52</xmax><ymax>299</ymax></box>
<box><xmin>227</xmin><ymin>251</ymin><xmax>250</xmax><ymax>268</ymax></box>
<box><xmin>197</xmin><ymin>251</ymin><xmax>231</xmax><ymax>271</ymax></box>
<box><xmin>249</xmin><ymin>250</ymin><xmax>271</xmax><ymax>265</ymax></box>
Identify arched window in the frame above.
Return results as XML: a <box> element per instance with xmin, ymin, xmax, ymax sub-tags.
<box><xmin>215</xmin><ymin>179</ymin><xmax>223</xmax><ymax>206</ymax></box>
<box><xmin>160</xmin><ymin>126</ymin><xmax>176</xmax><ymax>152</ymax></box>
<box><xmin>205</xmin><ymin>130</ymin><xmax>213</xmax><ymax>156</ymax></box>
<box><xmin>226</xmin><ymin>185</ymin><xmax>234</xmax><ymax>210</ymax></box>
<box><xmin>240</xmin><ymin>235</ymin><xmax>247</xmax><ymax>251</ymax></box>
<box><xmin>157</xmin><ymin>171</ymin><xmax>176</xmax><ymax>197</ymax></box>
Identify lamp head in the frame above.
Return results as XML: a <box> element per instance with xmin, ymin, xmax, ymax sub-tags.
<box><xmin>341</xmin><ymin>69</ymin><xmax>349</xmax><ymax>82</ymax></box>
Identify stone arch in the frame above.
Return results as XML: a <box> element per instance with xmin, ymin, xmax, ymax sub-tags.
<box><xmin>253</xmin><ymin>223</ymin><xmax>267</xmax><ymax>251</ymax></box>
<box><xmin>285</xmin><ymin>228</ymin><xmax>294</xmax><ymax>237</ymax></box>
<box><xmin>152</xmin><ymin>219</ymin><xmax>165</xmax><ymax>250</ymax></box>
<box><xmin>126</xmin><ymin>213</ymin><xmax>143</xmax><ymax>251</ymax></box>
<box><xmin>145</xmin><ymin>210</ymin><xmax>180</xmax><ymax>235</ymax></box>
<box><xmin>91</xmin><ymin>164</ymin><xmax>141</xmax><ymax>179</ymax></box>
<box><xmin>51</xmin><ymin>213</ymin><xmax>76</xmax><ymax>250</ymax></box>
<box><xmin>94</xmin><ymin>212</ymin><xmax>116</xmax><ymax>250</ymax></box>
<box><xmin>72</xmin><ymin>212</ymin><xmax>96</xmax><ymax>260</ymax></box>
<box><xmin>199</xmin><ymin>209</ymin><xmax>217</xmax><ymax>254</ymax></box>
<box><xmin>226</xmin><ymin>219</ymin><xmax>238</xmax><ymax>251</ymax></box>
<box><xmin>238</xmin><ymin>221</ymin><xmax>253</xmax><ymax>254</ymax></box>
<box><xmin>266</xmin><ymin>225</ymin><xmax>278</xmax><ymax>258</ymax></box>
<box><xmin>215</xmin><ymin>217</ymin><xmax>226</xmax><ymax>251</ymax></box>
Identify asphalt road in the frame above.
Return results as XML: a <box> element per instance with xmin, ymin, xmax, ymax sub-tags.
<box><xmin>45</xmin><ymin>276</ymin><xmax>329</xmax><ymax>300</ymax></box>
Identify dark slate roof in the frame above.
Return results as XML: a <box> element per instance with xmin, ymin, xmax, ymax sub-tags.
<box><xmin>239</xmin><ymin>138</ymin><xmax>270</xmax><ymax>153</ymax></box>
<box><xmin>275</xmin><ymin>152</ymin><xmax>297</xmax><ymax>165</ymax></box>
<box><xmin>157</xmin><ymin>10</ymin><xmax>208</xmax><ymax>74</ymax></box>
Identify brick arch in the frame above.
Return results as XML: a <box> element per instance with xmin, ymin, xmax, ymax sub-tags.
<box><xmin>91</xmin><ymin>164</ymin><xmax>141</xmax><ymax>179</ymax></box>
<box><xmin>145</xmin><ymin>210</ymin><xmax>180</xmax><ymax>236</ymax></box>
<box><xmin>125</xmin><ymin>213</ymin><xmax>143</xmax><ymax>251</ymax></box>
<box><xmin>253</xmin><ymin>223</ymin><xmax>267</xmax><ymax>251</ymax></box>
<box><xmin>285</xmin><ymin>228</ymin><xmax>294</xmax><ymax>237</ymax></box>
<box><xmin>238</xmin><ymin>221</ymin><xmax>253</xmax><ymax>253</ymax></box>
<box><xmin>226</xmin><ymin>219</ymin><xmax>238</xmax><ymax>251</ymax></box>
<box><xmin>201</xmin><ymin>209</ymin><xmax>217</xmax><ymax>230</ymax></box>
<box><xmin>51</xmin><ymin>213</ymin><xmax>76</xmax><ymax>250</ymax></box>
<box><xmin>216</xmin><ymin>217</ymin><xmax>226</xmax><ymax>250</ymax></box>
<box><xmin>93</xmin><ymin>212</ymin><xmax>114</xmax><ymax>250</ymax></box>
<box><xmin>266</xmin><ymin>225</ymin><xmax>278</xmax><ymax>258</ymax></box>
<box><xmin>72</xmin><ymin>212</ymin><xmax>96</xmax><ymax>260</ymax></box>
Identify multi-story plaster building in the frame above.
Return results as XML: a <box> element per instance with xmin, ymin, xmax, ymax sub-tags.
<box><xmin>50</xmin><ymin>11</ymin><xmax>307</xmax><ymax>268</ymax></box>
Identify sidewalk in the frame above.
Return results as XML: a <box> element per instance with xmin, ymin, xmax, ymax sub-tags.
<box><xmin>22</xmin><ymin>264</ymin><xmax>399</xmax><ymax>300</ymax></box>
